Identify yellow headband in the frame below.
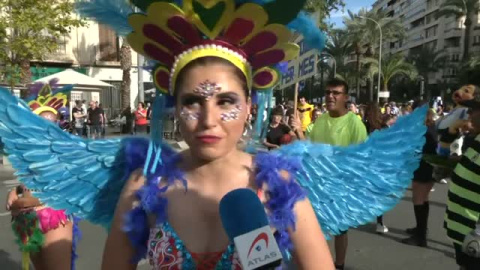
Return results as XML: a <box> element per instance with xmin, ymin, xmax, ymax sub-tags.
<box><xmin>168</xmin><ymin>44</ymin><xmax>252</xmax><ymax>94</ymax></box>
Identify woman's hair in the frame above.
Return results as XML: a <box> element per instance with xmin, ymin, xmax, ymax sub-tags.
<box><xmin>174</xmin><ymin>56</ymin><xmax>249</xmax><ymax>101</ymax></box>
<box><xmin>138</xmin><ymin>102</ymin><xmax>145</xmax><ymax>108</ymax></box>
<box><xmin>364</xmin><ymin>102</ymin><xmax>383</xmax><ymax>132</ymax></box>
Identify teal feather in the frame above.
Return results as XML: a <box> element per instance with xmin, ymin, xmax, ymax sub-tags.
<box><xmin>75</xmin><ymin>0</ymin><xmax>134</xmax><ymax>36</ymax></box>
<box><xmin>276</xmin><ymin>106</ymin><xmax>428</xmax><ymax>237</ymax></box>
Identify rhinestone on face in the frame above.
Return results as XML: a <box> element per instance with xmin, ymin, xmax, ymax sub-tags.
<box><xmin>180</xmin><ymin>108</ymin><xmax>199</xmax><ymax>121</ymax></box>
<box><xmin>220</xmin><ymin>105</ymin><xmax>242</xmax><ymax>122</ymax></box>
<box><xmin>194</xmin><ymin>80</ymin><xmax>221</xmax><ymax>100</ymax></box>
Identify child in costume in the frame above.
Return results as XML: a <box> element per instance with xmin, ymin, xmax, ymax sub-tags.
<box><xmin>0</xmin><ymin>0</ymin><xmax>427</xmax><ymax>269</ymax></box>
<box><xmin>5</xmin><ymin>81</ymin><xmax>81</xmax><ymax>270</ymax></box>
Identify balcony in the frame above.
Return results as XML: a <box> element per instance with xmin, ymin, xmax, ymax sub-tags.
<box><xmin>444</xmin><ymin>28</ymin><xmax>463</xmax><ymax>39</ymax></box>
<box><xmin>41</xmin><ymin>51</ymin><xmax>75</xmax><ymax>64</ymax></box>
<box><xmin>408</xmin><ymin>36</ymin><xmax>425</xmax><ymax>48</ymax></box>
<box><xmin>426</xmin><ymin>3</ymin><xmax>440</xmax><ymax>13</ymax></box>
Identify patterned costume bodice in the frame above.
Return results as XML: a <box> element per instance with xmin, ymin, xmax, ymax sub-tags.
<box><xmin>147</xmin><ymin>223</ymin><xmax>242</xmax><ymax>269</ymax></box>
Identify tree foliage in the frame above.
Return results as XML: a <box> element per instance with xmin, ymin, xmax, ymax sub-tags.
<box><xmin>363</xmin><ymin>53</ymin><xmax>418</xmax><ymax>93</ymax></box>
<box><xmin>344</xmin><ymin>8</ymin><xmax>405</xmax><ymax>56</ymax></box>
<box><xmin>304</xmin><ymin>0</ymin><xmax>345</xmax><ymax>29</ymax></box>
<box><xmin>0</xmin><ymin>0</ymin><xmax>85</xmax><ymax>84</ymax></box>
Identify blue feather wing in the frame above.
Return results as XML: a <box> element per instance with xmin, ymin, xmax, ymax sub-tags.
<box><xmin>75</xmin><ymin>0</ymin><xmax>134</xmax><ymax>36</ymax></box>
<box><xmin>277</xmin><ymin>106</ymin><xmax>428</xmax><ymax>236</ymax></box>
<box><xmin>0</xmin><ymin>87</ymin><xmax>147</xmax><ymax>228</ymax></box>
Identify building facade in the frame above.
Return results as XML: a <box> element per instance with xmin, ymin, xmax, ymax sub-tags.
<box><xmin>25</xmin><ymin>19</ymin><xmax>154</xmax><ymax>118</ymax></box>
<box><xmin>371</xmin><ymin>0</ymin><xmax>480</xmax><ymax>96</ymax></box>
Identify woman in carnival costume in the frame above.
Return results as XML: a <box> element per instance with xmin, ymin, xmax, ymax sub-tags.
<box><xmin>4</xmin><ymin>80</ymin><xmax>81</xmax><ymax>270</ymax></box>
<box><xmin>0</xmin><ymin>0</ymin><xmax>428</xmax><ymax>269</ymax></box>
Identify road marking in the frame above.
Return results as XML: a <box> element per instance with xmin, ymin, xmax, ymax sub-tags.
<box><xmin>0</xmin><ymin>211</ymin><xmax>11</xmax><ymax>217</ymax></box>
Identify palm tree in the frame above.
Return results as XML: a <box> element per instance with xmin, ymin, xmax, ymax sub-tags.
<box><xmin>120</xmin><ymin>38</ymin><xmax>132</xmax><ymax>110</ymax></box>
<box><xmin>344</xmin><ymin>8</ymin><xmax>406</xmax><ymax>100</ymax></box>
<box><xmin>323</xmin><ymin>29</ymin><xmax>357</xmax><ymax>90</ymax></box>
<box><xmin>363</xmin><ymin>53</ymin><xmax>418</xmax><ymax>95</ymax></box>
<box><xmin>457</xmin><ymin>55</ymin><xmax>480</xmax><ymax>85</ymax></box>
<box><xmin>407</xmin><ymin>46</ymin><xmax>449</xmax><ymax>100</ymax></box>
<box><xmin>467</xmin><ymin>55</ymin><xmax>480</xmax><ymax>68</ymax></box>
<box><xmin>346</xmin><ymin>8</ymin><xmax>405</xmax><ymax>56</ymax></box>
<box><xmin>437</xmin><ymin>0</ymin><xmax>480</xmax><ymax>60</ymax></box>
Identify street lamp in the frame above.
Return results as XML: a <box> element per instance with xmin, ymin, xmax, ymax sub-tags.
<box><xmin>317</xmin><ymin>52</ymin><xmax>337</xmax><ymax>78</ymax></box>
<box><xmin>359</xmin><ymin>16</ymin><xmax>383</xmax><ymax>102</ymax></box>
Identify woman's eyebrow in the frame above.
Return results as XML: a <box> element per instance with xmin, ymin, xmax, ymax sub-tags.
<box><xmin>215</xmin><ymin>92</ymin><xmax>240</xmax><ymax>98</ymax></box>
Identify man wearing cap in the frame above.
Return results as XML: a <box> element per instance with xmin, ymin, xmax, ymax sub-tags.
<box><xmin>444</xmin><ymin>98</ymin><xmax>480</xmax><ymax>270</ymax></box>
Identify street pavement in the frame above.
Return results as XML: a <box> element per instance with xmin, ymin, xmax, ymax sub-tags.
<box><xmin>0</xmin><ymin>129</ymin><xmax>458</xmax><ymax>270</ymax></box>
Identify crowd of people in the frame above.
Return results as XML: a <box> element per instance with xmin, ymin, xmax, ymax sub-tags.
<box><xmin>71</xmin><ymin>99</ymin><xmax>107</xmax><ymax>139</ymax></box>
<box><xmin>262</xmin><ymin>79</ymin><xmax>480</xmax><ymax>270</ymax></box>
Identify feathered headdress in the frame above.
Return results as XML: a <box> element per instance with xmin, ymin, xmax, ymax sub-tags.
<box><xmin>75</xmin><ymin>0</ymin><xmax>325</xmax><ymax>95</ymax></box>
<box><xmin>75</xmin><ymin>0</ymin><xmax>325</xmax><ymax>172</ymax></box>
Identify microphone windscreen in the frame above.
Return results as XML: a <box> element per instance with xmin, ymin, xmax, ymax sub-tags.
<box><xmin>219</xmin><ymin>188</ymin><xmax>269</xmax><ymax>241</ymax></box>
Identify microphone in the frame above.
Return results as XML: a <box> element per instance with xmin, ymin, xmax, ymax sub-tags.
<box><xmin>219</xmin><ymin>188</ymin><xmax>283</xmax><ymax>270</ymax></box>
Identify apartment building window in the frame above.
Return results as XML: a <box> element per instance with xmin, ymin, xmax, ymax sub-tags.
<box><xmin>425</xmin><ymin>25</ymin><xmax>438</xmax><ymax>38</ymax></box>
<box><xmin>55</xmin><ymin>35</ymin><xmax>67</xmax><ymax>55</ymax></box>
<box><xmin>445</xmin><ymin>37</ymin><xmax>461</xmax><ymax>48</ymax></box>
<box><xmin>426</xmin><ymin>0</ymin><xmax>439</xmax><ymax>10</ymax></box>
<box><xmin>98</xmin><ymin>24</ymin><xmax>120</xmax><ymax>62</ymax></box>
<box><xmin>451</xmin><ymin>54</ymin><xmax>460</xmax><ymax>62</ymax></box>
<box><xmin>425</xmin><ymin>12</ymin><xmax>438</xmax><ymax>24</ymax></box>
<box><xmin>474</xmin><ymin>36</ymin><xmax>480</xmax><ymax>45</ymax></box>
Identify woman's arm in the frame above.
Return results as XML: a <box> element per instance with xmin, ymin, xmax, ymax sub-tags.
<box><xmin>10</xmin><ymin>197</ymin><xmax>41</xmax><ymax>209</ymax></box>
<box><xmin>102</xmin><ymin>169</ymin><xmax>145</xmax><ymax>270</ymax></box>
<box><xmin>289</xmin><ymin>198</ymin><xmax>334</xmax><ymax>269</ymax></box>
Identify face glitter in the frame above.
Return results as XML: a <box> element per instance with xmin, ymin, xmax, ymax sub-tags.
<box><xmin>180</xmin><ymin>108</ymin><xmax>199</xmax><ymax>121</ymax></box>
<box><xmin>194</xmin><ymin>80</ymin><xmax>221</xmax><ymax>100</ymax></box>
<box><xmin>220</xmin><ymin>105</ymin><xmax>242</xmax><ymax>122</ymax></box>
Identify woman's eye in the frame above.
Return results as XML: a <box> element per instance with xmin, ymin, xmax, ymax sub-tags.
<box><xmin>182</xmin><ymin>97</ymin><xmax>202</xmax><ymax>108</ymax></box>
<box><xmin>218</xmin><ymin>98</ymin><xmax>235</xmax><ymax>107</ymax></box>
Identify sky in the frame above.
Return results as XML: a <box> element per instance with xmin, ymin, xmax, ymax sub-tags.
<box><xmin>327</xmin><ymin>0</ymin><xmax>376</xmax><ymax>28</ymax></box>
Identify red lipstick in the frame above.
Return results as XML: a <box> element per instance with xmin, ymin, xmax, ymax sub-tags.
<box><xmin>196</xmin><ymin>135</ymin><xmax>221</xmax><ymax>144</ymax></box>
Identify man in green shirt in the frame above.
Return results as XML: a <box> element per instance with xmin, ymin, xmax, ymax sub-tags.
<box><xmin>308</xmin><ymin>78</ymin><xmax>367</xmax><ymax>270</ymax></box>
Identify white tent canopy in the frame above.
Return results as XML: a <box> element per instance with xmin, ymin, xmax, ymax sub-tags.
<box><xmin>34</xmin><ymin>68</ymin><xmax>113</xmax><ymax>88</ymax></box>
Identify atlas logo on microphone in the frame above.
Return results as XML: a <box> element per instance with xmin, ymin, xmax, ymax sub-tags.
<box><xmin>247</xmin><ymin>232</ymin><xmax>268</xmax><ymax>257</ymax></box>
<box><xmin>235</xmin><ymin>227</ymin><xmax>282</xmax><ymax>270</ymax></box>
